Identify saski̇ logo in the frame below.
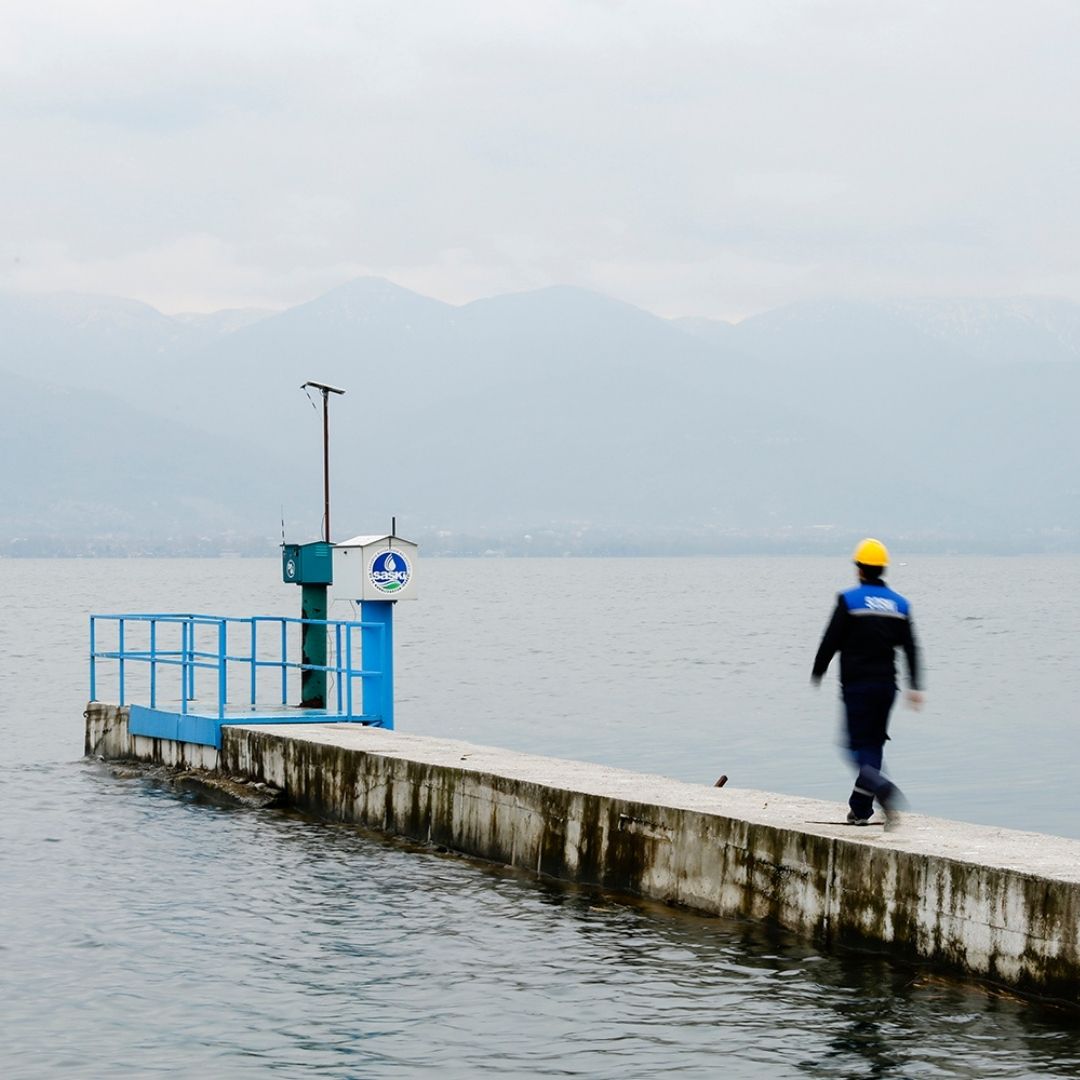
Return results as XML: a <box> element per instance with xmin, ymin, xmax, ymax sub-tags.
<box><xmin>369</xmin><ymin>550</ymin><xmax>411</xmax><ymax>594</ymax></box>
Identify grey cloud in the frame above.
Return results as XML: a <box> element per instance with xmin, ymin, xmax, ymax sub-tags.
<box><xmin>2</xmin><ymin>1</ymin><xmax>1080</xmax><ymax>315</ymax></box>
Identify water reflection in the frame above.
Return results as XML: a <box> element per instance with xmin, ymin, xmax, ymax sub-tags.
<box><xmin>5</xmin><ymin>760</ymin><xmax>1080</xmax><ymax>1078</ymax></box>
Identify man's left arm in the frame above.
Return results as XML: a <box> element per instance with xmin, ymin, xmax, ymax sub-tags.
<box><xmin>902</xmin><ymin>611</ymin><xmax>924</xmax><ymax>709</ymax></box>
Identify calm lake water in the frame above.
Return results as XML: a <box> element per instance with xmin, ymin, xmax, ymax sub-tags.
<box><xmin>3</xmin><ymin>556</ymin><xmax>1080</xmax><ymax>1077</ymax></box>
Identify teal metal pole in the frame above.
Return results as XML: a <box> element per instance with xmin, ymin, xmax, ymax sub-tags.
<box><xmin>300</xmin><ymin>584</ymin><xmax>328</xmax><ymax>708</ymax></box>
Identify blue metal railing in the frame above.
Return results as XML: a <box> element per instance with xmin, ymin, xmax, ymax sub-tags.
<box><xmin>89</xmin><ymin>613</ymin><xmax>386</xmax><ymax>721</ymax></box>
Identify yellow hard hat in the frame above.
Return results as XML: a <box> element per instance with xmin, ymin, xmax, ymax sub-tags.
<box><xmin>853</xmin><ymin>537</ymin><xmax>889</xmax><ymax>567</ymax></box>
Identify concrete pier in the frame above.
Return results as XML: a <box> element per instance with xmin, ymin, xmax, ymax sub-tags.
<box><xmin>86</xmin><ymin>702</ymin><xmax>1080</xmax><ymax>1005</ymax></box>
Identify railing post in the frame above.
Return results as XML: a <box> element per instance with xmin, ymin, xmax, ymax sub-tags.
<box><xmin>89</xmin><ymin>616</ymin><xmax>97</xmax><ymax>702</ymax></box>
<box><xmin>118</xmin><ymin>618</ymin><xmax>126</xmax><ymax>706</ymax></box>
<box><xmin>249</xmin><ymin>619</ymin><xmax>258</xmax><ymax>708</ymax></box>
<box><xmin>280</xmin><ymin>619</ymin><xmax>288</xmax><ymax>706</ymax></box>
<box><xmin>335</xmin><ymin>622</ymin><xmax>343</xmax><ymax>713</ymax></box>
<box><xmin>218</xmin><ymin>619</ymin><xmax>227</xmax><ymax>720</ymax></box>
<box><xmin>187</xmin><ymin>620</ymin><xmax>197</xmax><ymax>703</ymax></box>
<box><xmin>150</xmin><ymin>619</ymin><xmax>157</xmax><ymax>708</ymax></box>
<box><xmin>345</xmin><ymin>626</ymin><xmax>354</xmax><ymax>717</ymax></box>
<box><xmin>181</xmin><ymin>619</ymin><xmax>189</xmax><ymax>715</ymax></box>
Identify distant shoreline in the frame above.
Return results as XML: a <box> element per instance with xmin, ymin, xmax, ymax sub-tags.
<box><xmin>3</xmin><ymin>545</ymin><xmax>1078</xmax><ymax>559</ymax></box>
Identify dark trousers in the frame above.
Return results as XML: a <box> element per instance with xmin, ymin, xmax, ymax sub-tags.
<box><xmin>842</xmin><ymin>682</ymin><xmax>900</xmax><ymax>819</ymax></box>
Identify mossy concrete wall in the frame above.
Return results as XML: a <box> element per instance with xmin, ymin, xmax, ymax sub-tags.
<box><xmin>86</xmin><ymin>702</ymin><xmax>1080</xmax><ymax>1004</ymax></box>
<box><xmin>86</xmin><ymin>701</ymin><xmax>219</xmax><ymax>770</ymax></box>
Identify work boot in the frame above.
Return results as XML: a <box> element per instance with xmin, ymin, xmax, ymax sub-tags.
<box><xmin>879</xmin><ymin>787</ymin><xmax>903</xmax><ymax>832</ymax></box>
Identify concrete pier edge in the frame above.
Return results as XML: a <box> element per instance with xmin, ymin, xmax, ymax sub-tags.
<box><xmin>86</xmin><ymin>702</ymin><xmax>1080</xmax><ymax>1005</ymax></box>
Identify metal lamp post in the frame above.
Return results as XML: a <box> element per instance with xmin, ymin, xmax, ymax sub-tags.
<box><xmin>297</xmin><ymin>380</ymin><xmax>345</xmax><ymax>707</ymax></box>
<box><xmin>301</xmin><ymin>380</ymin><xmax>346</xmax><ymax>542</ymax></box>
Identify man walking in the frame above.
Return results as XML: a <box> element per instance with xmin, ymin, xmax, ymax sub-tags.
<box><xmin>812</xmin><ymin>538</ymin><xmax>923</xmax><ymax>827</ymax></box>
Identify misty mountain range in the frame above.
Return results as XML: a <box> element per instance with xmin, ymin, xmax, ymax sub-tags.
<box><xmin>2</xmin><ymin>280</ymin><xmax>1078</xmax><ymax>556</ymax></box>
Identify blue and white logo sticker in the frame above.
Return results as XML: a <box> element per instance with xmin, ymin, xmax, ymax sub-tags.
<box><xmin>369</xmin><ymin>549</ymin><xmax>411</xmax><ymax>594</ymax></box>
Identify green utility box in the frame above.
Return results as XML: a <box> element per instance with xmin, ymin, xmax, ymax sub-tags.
<box><xmin>282</xmin><ymin>541</ymin><xmax>334</xmax><ymax>585</ymax></box>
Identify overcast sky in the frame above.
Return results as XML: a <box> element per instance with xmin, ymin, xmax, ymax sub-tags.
<box><xmin>2</xmin><ymin>1</ymin><xmax>1079</xmax><ymax>319</ymax></box>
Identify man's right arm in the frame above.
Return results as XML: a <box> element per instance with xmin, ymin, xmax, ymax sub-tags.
<box><xmin>811</xmin><ymin>597</ymin><xmax>847</xmax><ymax>684</ymax></box>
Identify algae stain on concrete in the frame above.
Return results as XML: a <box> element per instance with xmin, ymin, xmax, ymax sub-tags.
<box><xmin>86</xmin><ymin>708</ymin><xmax>1080</xmax><ymax>1008</ymax></box>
